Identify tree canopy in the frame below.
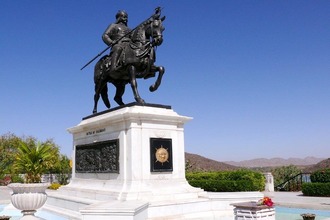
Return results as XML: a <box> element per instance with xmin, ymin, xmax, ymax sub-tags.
<box><xmin>0</xmin><ymin>133</ymin><xmax>71</xmax><ymax>184</ymax></box>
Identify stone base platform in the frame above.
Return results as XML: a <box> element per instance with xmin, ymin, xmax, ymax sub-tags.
<box><xmin>44</xmin><ymin>104</ymin><xmax>264</xmax><ymax>219</ymax></box>
<box><xmin>45</xmin><ymin>191</ymin><xmax>263</xmax><ymax>219</ymax></box>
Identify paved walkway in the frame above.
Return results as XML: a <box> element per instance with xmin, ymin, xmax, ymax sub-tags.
<box><xmin>264</xmin><ymin>191</ymin><xmax>330</xmax><ymax>211</ymax></box>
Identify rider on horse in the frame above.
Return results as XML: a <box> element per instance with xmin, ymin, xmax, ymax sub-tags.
<box><xmin>102</xmin><ymin>10</ymin><xmax>131</xmax><ymax>78</ymax></box>
<box><xmin>91</xmin><ymin>8</ymin><xmax>165</xmax><ymax>113</ymax></box>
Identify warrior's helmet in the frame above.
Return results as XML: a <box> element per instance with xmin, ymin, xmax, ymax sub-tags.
<box><xmin>116</xmin><ymin>10</ymin><xmax>128</xmax><ymax>19</ymax></box>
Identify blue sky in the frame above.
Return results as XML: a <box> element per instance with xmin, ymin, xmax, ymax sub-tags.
<box><xmin>1</xmin><ymin>1</ymin><xmax>329</xmax><ymax>161</ymax></box>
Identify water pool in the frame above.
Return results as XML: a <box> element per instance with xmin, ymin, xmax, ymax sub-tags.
<box><xmin>0</xmin><ymin>204</ymin><xmax>69</xmax><ymax>220</ymax></box>
<box><xmin>276</xmin><ymin>207</ymin><xmax>330</xmax><ymax>220</ymax></box>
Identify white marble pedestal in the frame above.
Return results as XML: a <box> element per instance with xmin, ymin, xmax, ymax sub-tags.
<box><xmin>45</xmin><ymin>104</ymin><xmax>264</xmax><ymax>219</ymax></box>
<box><xmin>232</xmin><ymin>202</ymin><xmax>275</xmax><ymax>220</ymax></box>
<box><xmin>67</xmin><ymin>104</ymin><xmax>204</xmax><ymax>201</ymax></box>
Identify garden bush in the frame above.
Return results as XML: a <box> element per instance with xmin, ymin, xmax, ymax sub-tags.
<box><xmin>0</xmin><ymin>175</ymin><xmax>11</xmax><ymax>186</ymax></box>
<box><xmin>302</xmin><ymin>182</ymin><xmax>330</xmax><ymax>196</ymax></box>
<box><xmin>48</xmin><ymin>182</ymin><xmax>61</xmax><ymax>190</ymax></box>
<box><xmin>271</xmin><ymin>165</ymin><xmax>301</xmax><ymax>188</ymax></box>
<box><xmin>302</xmin><ymin>168</ymin><xmax>330</xmax><ymax>197</ymax></box>
<box><xmin>310</xmin><ymin>169</ymin><xmax>330</xmax><ymax>183</ymax></box>
<box><xmin>10</xmin><ymin>174</ymin><xmax>24</xmax><ymax>183</ymax></box>
<box><xmin>186</xmin><ymin>170</ymin><xmax>265</xmax><ymax>192</ymax></box>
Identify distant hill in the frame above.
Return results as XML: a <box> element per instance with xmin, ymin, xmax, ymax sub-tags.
<box><xmin>303</xmin><ymin>158</ymin><xmax>330</xmax><ymax>172</ymax></box>
<box><xmin>185</xmin><ymin>152</ymin><xmax>328</xmax><ymax>171</ymax></box>
<box><xmin>224</xmin><ymin>157</ymin><xmax>325</xmax><ymax>168</ymax></box>
<box><xmin>185</xmin><ymin>152</ymin><xmax>239</xmax><ymax>171</ymax></box>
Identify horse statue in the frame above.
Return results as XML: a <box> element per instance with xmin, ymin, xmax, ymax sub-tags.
<box><xmin>92</xmin><ymin>13</ymin><xmax>166</xmax><ymax>114</ymax></box>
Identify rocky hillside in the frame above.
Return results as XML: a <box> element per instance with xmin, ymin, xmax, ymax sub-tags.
<box><xmin>224</xmin><ymin>157</ymin><xmax>325</xmax><ymax>168</ymax></box>
<box><xmin>185</xmin><ymin>152</ymin><xmax>329</xmax><ymax>172</ymax></box>
<box><xmin>185</xmin><ymin>152</ymin><xmax>239</xmax><ymax>171</ymax></box>
<box><xmin>303</xmin><ymin>158</ymin><xmax>330</xmax><ymax>172</ymax></box>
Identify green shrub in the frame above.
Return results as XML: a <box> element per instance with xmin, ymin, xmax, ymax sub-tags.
<box><xmin>310</xmin><ymin>169</ymin><xmax>330</xmax><ymax>183</ymax></box>
<box><xmin>48</xmin><ymin>182</ymin><xmax>61</xmax><ymax>190</ymax></box>
<box><xmin>302</xmin><ymin>182</ymin><xmax>330</xmax><ymax>196</ymax></box>
<box><xmin>186</xmin><ymin>172</ymin><xmax>217</xmax><ymax>181</ymax></box>
<box><xmin>10</xmin><ymin>174</ymin><xmax>24</xmax><ymax>183</ymax></box>
<box><xmin>186</xmin><ymin>170</ymin><xmax>265</xmax><ymax>192</ymax></box>
<box><xmin>271</xmin><ymin>165</ymin><xmax>301</xmax><ymax>187</ymax></box>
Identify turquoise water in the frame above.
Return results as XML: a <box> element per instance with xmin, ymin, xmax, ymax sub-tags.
<box><xmin>276</xmin><ymin>207</ymin><xmax>330</xmax><ymax>220</ymax></box>
<box><xmin>0</xmin><ymin>204</ymin><xmax>69</xmax><ymax>220</ymax></box>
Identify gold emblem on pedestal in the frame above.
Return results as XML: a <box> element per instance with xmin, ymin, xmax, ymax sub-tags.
<box><xmin>155</xmin><ymin>145</ymin><xmax>169</xmax><ymax>165</ymax></box>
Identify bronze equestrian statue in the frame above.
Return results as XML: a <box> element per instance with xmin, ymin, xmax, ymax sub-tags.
<box><xmin>83</xmin><ymin>8</ymin><xmax>166</xmax><ymax>114</ymax></box>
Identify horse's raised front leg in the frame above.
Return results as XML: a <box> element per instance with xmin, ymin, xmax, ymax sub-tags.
<box><xmin>128</xmin><ymin>65</ymin><xmax>145</xmax><ymax>104</ymax></box>
<box><xmin>149</xmin><ymin>66</ymin><xmax>165</xmax><ymax>92</ymax></box>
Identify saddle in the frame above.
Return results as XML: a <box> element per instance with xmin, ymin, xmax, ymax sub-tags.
<box><xmin>97</xmin><ymin>41</ymin><xmax>155</xmax><ymax>80</ymax></box>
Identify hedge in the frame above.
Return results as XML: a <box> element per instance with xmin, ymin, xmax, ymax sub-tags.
<box><xmin>302</xmin><ymin>182</ymin><xmax>330</xmax><ymax>197</ymax></box>
<box><xmin>310</xmin><ymin>169</ymin><xmax>330</xmax><ymax>183</ymax></box>
<box><xmin>186</xmin><ymin>170</ymin><xmax>265</xmax><ymax>192</ymax></box>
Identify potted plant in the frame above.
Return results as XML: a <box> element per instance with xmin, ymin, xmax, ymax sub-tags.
<box><xmin>7</xmin><ymin>140</ymin><xmax>58</xmax><ymax>219</ymax></box>
<box><xmin>301</xmin><ymin>213</ymin><xmax>316</xmax><ymax>220</ymax></box>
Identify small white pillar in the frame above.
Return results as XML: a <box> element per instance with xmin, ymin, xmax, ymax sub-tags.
<box><xmin>264</xmin><ymin>172</ymin><xmax>274</xmax><ymax>192</ymax></box>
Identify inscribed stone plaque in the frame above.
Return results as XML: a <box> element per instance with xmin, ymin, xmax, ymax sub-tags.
<box><xmin>76</xmin><ymin>139</ymin><xmax>119</xmax><ymax>173</ymax></box>
<box><xmin>150</xmin><ymin>138</ymin><xmax>173</xmax><ymax>172</ymax></box>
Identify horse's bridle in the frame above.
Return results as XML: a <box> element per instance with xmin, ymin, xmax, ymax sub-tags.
<box><xmin>150</xmin><ymin>19</ymin><xmax>163</xmax><ymax>46</ymax></box>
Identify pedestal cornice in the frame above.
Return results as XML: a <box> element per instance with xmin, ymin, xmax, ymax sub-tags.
<box><xmin>67</xmin><ymin>103</ymin><xmax>192</xmax><ymax>134</ymax></box>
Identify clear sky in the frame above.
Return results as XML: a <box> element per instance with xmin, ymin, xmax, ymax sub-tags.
<box><xmin>1</xmin><ymin>0</ymin><xmax>329</xmax><ymax>162</ymax></box>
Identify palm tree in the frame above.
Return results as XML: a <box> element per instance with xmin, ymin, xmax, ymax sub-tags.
<box><xmin>14</xmin><ymin>141</ymin><xmax>58</xmax><ymax>183</ymax></box>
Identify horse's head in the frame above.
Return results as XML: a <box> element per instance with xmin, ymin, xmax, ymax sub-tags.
<box><xmin>147</xmin><ymin>16</ymin><xmax>165</xmax><ymax>46</ymax></box>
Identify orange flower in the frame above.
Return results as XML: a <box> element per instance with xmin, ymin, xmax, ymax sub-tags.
<box><xmin>258</xmin><ymin>197</ymin><xmax>274</xmax><ymax>207</ymax></box>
